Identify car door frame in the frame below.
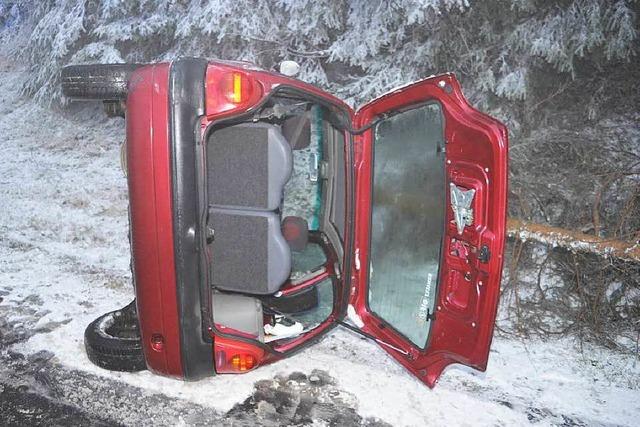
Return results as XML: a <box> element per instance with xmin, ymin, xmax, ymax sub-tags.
<box><xmin>348</xmin><ymin>73</ymin><xmax>508</xmax><ymax>387</ymax></box>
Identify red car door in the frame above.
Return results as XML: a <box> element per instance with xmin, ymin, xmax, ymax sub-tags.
<box><xmin>348</xmin><ymin>74</ymin><xmax>508</xmax><ymax>387</ymax></box>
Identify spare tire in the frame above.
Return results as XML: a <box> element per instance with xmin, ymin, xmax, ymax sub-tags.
<box><xmin>261</xmin><ymin>285</ymin><xmax>319</xmax><ymax>314</ymax></box>
<box><xmin>61</xmin><ymin>64</ymin><xmax>143</xmax><ymax>101</ymax></box>
<box><xmin>84</xmin><ymin>300</ymin><xmax>147</xmax><ymax>372</ymax></box>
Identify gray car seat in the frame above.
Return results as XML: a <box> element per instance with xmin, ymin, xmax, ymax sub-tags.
<box><xmin>207</xmin><ymin>123</ymin><xmax>293</xmax><ymax>295</ymax></box>
<box><xmin>212</xmin><ymin>292</ymin><xmax>264</xmax><ymax>340</ymax></box>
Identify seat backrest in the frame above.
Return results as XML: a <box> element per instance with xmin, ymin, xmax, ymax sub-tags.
<box><xmin>207</xmin><ymin>123</ymin><xmax>293</xmax><ymax>295</ymax></box>
<box><xmin>209</xmin><ymin>209</ymin><xmax>291</xmax><ymax>294</ymax></box>
<box><xmin>207</xmin><ymin>123</ymin><xmax>292</xmax><ymax>211</ymax></box>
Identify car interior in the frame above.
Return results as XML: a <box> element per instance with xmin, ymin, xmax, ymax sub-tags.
<box><xmin>204</xmin><ymin>95</ymin><xmax>347</xmax><ymax>346</ymax></box>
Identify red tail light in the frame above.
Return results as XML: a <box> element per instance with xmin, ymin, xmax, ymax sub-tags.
<box><xmin>205</xmin><ymin>66</ymin><xmax>264</xmax><ymax>118</ymax></box>
<box><xmin>150</xmin><ymin>334</ymin><xmax>165</xmax><ymax>352</ymax></box>
<box><xmin>215</xmin><ymin>351</ymin><xmax>259</xmax><ymax>373</ymax></box>
<box><xmin>213</xmin><ymin>335</ymin><xmax>266</xmax><ymax>373</ymax></box>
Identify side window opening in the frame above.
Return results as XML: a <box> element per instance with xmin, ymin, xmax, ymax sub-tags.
<box><xmin>282</xmin><ymin>105</ymin><xmax>324</xmax><ymax>231</ymax></box>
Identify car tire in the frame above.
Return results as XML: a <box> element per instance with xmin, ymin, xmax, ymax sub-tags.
<box><xmin>262</xmin><ymin>285</ymin><xmax>319</xmax><ymax>314</ymax></box>
<box><xmin>84</xmin><ymin>300</ymin><xmax>147</xmax><ymax>372</ymax></box>
<box><xmin>61</xmin><ymin>64</ymin><xmax>143</xmax><ymax>100</ymax></box>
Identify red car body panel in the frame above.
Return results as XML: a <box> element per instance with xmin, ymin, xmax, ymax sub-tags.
<box><xmin>128</xmin><ymin>60</ymin><xmax>354</xmax><ymax>379</ymax></box>
<box><xmin>124</xmin><ymin>59</ymin><xmax>507</xmax><ymax>386</ymax></box>
<box><xmin>126</xmin><ymin>63</ymin><xmax>184</xmax><ymax>377</ymax></box>
<box><xmin>350</xmin><ymin>74</ymin><xmax>508</xmax><ymax>387</ymax></box>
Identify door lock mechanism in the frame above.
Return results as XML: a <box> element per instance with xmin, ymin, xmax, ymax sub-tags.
<box><xmin>450</xmin><ymin>183</ymin><xmax>475</xmax><ymax>235</ymax></box>
<box><xmin>478</xmin><ymin>245</ymin><xmax>491</xmax><ymax>263</ymax></box>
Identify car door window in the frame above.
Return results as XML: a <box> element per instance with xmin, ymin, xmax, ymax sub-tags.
<box><xmin>367</xmin><ymin>102</ymin><xmax>446</xmax><ymax>347</ymax></box>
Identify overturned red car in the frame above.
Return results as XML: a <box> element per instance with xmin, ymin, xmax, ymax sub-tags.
<box><xmin>62</xmin><ymin>58</ymin><xmax>508</xmax><ymax>388</ymax></box>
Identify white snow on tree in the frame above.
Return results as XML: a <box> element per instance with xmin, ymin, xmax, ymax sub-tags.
<box><xmin>0</xmin><ymin>0</ymin><xmax>635</xmax><ymax>116</ymax></box>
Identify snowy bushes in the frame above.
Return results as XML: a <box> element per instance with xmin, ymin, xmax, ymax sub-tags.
<box><xmin>6</xmin><ymin>0</ymin><xmax>634</xmax><ymax>232</ymax></box>
<box><xmin>500</xmin><ymin>241</ymin><xmax>640</xmax><ymax>351</ymax></box>
<box><xmin>2</xmin><ymin>0</ymin><xmax>637</xmax><ymax>113</ymax></box>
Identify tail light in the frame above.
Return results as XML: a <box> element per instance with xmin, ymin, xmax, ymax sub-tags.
<box><xmin>231</xmin><ymin>354</ymin><xmax>256</xmax><ymax>371</ymax></box>
<box><xmin>213</xmin><ymin>335</ymin><xmax>266</xmax><ymax>373</ymax></box>
<box><xmin>215</xmin><ymin>351</ymin><xmax>259</xmax><ymax>373</ymax></box>
<box><xmin>221</xmin><ymin>71</ymin><xmax>253</xmax><ymax>104</ymax></box>
<box><xmin>205</xmin><ymin>66</ymin><xmax>264</xmax><ymax>118</ymax></box>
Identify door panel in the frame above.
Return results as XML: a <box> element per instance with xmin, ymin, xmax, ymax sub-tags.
<box><xmin>350</xmin><ymin>74</ymin><xmax>508</xmax><ymax>387</ymax></box>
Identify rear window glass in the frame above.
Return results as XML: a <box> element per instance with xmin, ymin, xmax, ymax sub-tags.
<box><xmin>367</xmin><ymin>102</ymin><xmax>446</xmax><ymax>348</ymax></box>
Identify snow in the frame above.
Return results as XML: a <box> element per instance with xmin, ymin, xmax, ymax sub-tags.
<box><xmin>1</xmin><ymin>62</ymin><xmax>640</xmax><ymax>426</ymax></box>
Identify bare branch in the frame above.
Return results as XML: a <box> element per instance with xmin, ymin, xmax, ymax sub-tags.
<box><xmin>507</xmin><ymin>218</ymin><xmax>640</xmax><ymax>263</ymax></box>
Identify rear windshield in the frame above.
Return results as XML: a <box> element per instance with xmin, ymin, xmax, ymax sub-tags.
<box><xmin>367</xmin><ymin>102</ymin><xmax>446</xmax><ymax>347</ymax></box>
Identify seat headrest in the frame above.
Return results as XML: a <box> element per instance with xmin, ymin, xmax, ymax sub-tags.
<box><xmin>282</xmin><ymin>216</ymin><xmax>309</xmax><ymax>252</ymax></box>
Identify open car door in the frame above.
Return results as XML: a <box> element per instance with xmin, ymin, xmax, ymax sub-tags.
<box><xmin>348</xmin><ymin>74</ymin><xmax>508</xmax><ymax>387</ymax></box>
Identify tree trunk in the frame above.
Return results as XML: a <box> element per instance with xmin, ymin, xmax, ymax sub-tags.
<box><xmin>507</xmin><ymin>218</ymin><xmax>640</xmax><ymax>263</ymax></box>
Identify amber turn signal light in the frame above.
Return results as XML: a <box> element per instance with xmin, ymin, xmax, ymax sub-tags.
<box><xmin>231</xmin><ymin>353</ymin><xmax>256</xmax><ymax>371</ymax></box>
<box><xmin>221</xmin><ymin>72</ymin><xmax>253</xmax><ymax>105</ymax></box>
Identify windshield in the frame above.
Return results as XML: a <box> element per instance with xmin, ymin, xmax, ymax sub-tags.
<box><xmin>367</xmin><ymin>102</ymin><xmax>446</xmax><ymax>347</ymax></box>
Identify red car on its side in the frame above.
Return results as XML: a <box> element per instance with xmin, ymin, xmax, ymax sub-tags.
<box><xmin>62</xmin><ymin>58</ymin><xmax>507</xmax><ymax>388</ymax></box>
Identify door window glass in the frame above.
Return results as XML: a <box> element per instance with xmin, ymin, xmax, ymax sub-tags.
<box><xmin>367</xmin><ymin>103</ymin><xmax>446</xmax><ymax>347</ymax></box>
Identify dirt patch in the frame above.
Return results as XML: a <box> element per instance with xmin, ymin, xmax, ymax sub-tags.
<box><xmin>0</xmin><ymin>349</ymin><xmax>386</xmax><ymax>426</ymax></box>
<box><xmin>225</xmin><ymin>370</ymin><xmax>390</xmax><ymax>426</ymax></box>
<box><xmin>0</xmin><ymin>349</ymin><xmax>222</xmax><ymax>425</ymax></box>
<box><xmin>0</xmin><ymin>382</ymin><xmax>116</xmax><ymax>427</ymax></box>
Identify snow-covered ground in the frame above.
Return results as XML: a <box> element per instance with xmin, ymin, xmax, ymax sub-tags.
<box><xmin>1</xmin><ymin>61</ymin><xmax>639</xmax><ymax>426</ymax></box>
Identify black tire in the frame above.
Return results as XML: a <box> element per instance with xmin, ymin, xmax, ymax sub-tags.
<box><xmin>261</xmin><ymin>285</ymin><xmax>319</xmax><ymax>314</ymax></box>
<box><xmin>84</xmin><ymin>300</ymin><xmax>147</xmax><ymax>372</ymax></box>
<box><xmin>61</xmin><ymin>64</ymin><xmax>143</xmax><ymax>100</ymax></box>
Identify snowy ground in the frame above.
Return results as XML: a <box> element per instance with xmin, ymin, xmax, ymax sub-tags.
<box><xmin>1</xmin><ymin>61</ymin><xmax>640</xmax><ymax>426</ymax></box>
